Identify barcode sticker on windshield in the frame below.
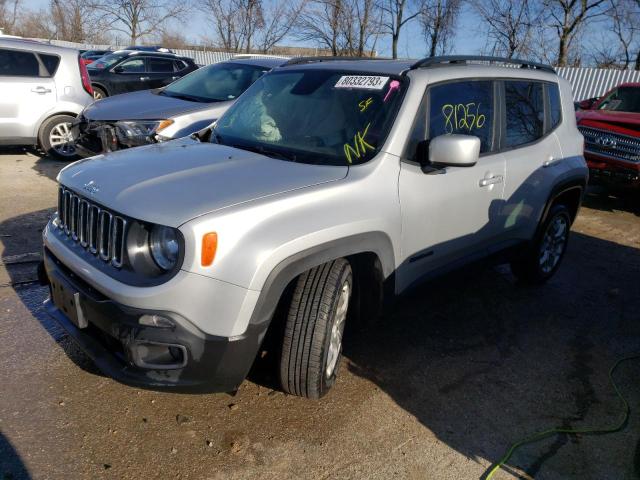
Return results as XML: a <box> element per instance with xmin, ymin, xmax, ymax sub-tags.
<box><xmin>334</xmin><ymin>76</ymin><xmax>390</xmax><ymax>90</ymax></box>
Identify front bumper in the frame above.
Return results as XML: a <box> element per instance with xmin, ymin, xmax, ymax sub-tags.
<box><xmin>42</xmin><ymin>249</ymin><xmax>265</xmax><ymax>393</ymax></box>
<box><xmin>585</xmin><ymin>153</ymin><xmax>640</xmax><ymax>190</ymax></box>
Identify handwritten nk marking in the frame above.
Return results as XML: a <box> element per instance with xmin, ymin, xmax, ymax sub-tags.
<box><xmin>344</xmin><ymin>123</ymin><xmax>374</xmax><ymax>164</ymax></box>
<box><xmin>441</xmin><ymin>102</ymin><xmax>486</xmax><ymax>134</ymax></box>
<box><xmin>358</xmin><ymin>97</ymin><xmax>373</xmax><ymax>112</ymax></box>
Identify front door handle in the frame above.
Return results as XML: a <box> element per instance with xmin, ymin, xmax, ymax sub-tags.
<box><xmin>479</xmin><ymin>175</ymin><xmax>503</xmax><ymax>187</ymax></box>
<box><xmin>171</xmin><ymin>76</ymin><xmax>180</xmax><ymax>80</ymax></box>
<box><xmin>139</xmin><ymin>76</ymin><xmax>150</xmax><ymax>81</ymax></box>
<box><xmin>31</xmin><ymin>86</ymin><xmax>52</xmax><ymax>94</ymax></box>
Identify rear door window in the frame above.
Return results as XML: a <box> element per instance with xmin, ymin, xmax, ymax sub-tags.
<box><xmin>428</xmin><ymin>80</ymin><xmax>495</xmax><ymax>153</ymax></box>
<box><xmin>148</xmin><ymin>57</ymin><xmax>175</xmax><ymax>73</ymax></box>
<box><xmin>0</xmin><ymin>49</ymin><xmax>40</xmax><ymax>77</ymax></box>
<box><xmin>504</xmin><ymin>81</ymin><xmax>544</xmax><ymax>147</ymax></box>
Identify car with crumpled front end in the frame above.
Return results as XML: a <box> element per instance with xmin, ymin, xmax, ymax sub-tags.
<box><xmin>576</xmin><ymin>83</ymin><xmax>640</xmax><ymax>191</ymax></box>
<box><xmin>74</xmin><ymin>57</ymin><xmax>286</xmax><ymax>157</ymax></box>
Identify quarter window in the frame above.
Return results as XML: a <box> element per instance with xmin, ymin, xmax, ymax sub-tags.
<box><xmin>504</xmin><ymin>81</ymin><xmax>544</xmax><ymax>147</ymax></box>
<box><xmin>0</xmin><ymin>49</ymin><xmax>40</xmax><ymax>77</ymax></box>
<box><xmin>39</xmin><ymin>54</ymin><xmax>61</xmax><ymax>76</ymax></box>
<box><xmin>547</xmin><ymin>83</ymin><xmax>562</xmax><ymax>131</ymax></box>
<box><xmin>428</xmin><ymin>80</ymin><xmax>495</xmax><ymax>153</ymax></box>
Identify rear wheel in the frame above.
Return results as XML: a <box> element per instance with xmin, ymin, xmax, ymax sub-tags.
<box><xmin>279</xmin><ymin>259</ymin><xmax>352</xmax><ymax>399</ymax></box>
<box><xmin>38</xmin><ymin>114</ymin><xmax>78</xmax><ymax>160</ymax></box>
<box><xmin>510</xmin><ymin>204</ymin><xmax>571</xmax><ymax>284</ymax></box>
<box><xmin>92</xmin><ymin>86</ymin><xmax>107</xmax><ymax>100</ymax></box>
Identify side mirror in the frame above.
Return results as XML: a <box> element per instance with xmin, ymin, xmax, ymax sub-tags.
<box><xmin>113</xmin><ymin>65</ymin><xmax>124</xmax><ymax>74</ymax></box>
<box><xmin>578</xmin><ymin>98</ymin><xmax>597</xmax><ymax>110</ymax></box>
<box><xmin>426</xmin><ymin>134</ymin><xmax>480</xmax><ymax>169</ymax></box>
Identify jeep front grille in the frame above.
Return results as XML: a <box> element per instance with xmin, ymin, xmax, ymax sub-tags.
<box><xmin>578</xmin><ymin>126</ymin><xmax>640</xmax><ymax>163</ymax></box>
<box><xmin>57</xmin><ymin>186</ymin><xmax>127</xmax><ymax>268</ymax></box>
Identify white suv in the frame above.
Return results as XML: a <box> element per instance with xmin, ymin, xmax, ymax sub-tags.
<box><xmin>41</xmin><ymin>56</ymin><xmax>587</xmax><ymax>398</ymax></box>
<box><xmin>0</xmin><ymin>38</ymin><xmax>93</xmax><ymax>159</ymax></box>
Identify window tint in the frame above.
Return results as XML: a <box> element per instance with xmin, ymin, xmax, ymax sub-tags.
<box><xmin>39</xmin><ymin>54</ymin><xmax>60</xmax><ymax>76</ymax></box>
<box><xmin>428</xmin><ymin>80</ymin><xmax>494</xmax><ymax>153</ymax></box>
<box><xmin>505</xmin><ymin>81</ymin><xmax>544</xmax><ymax>147</ymax></box>
<box><xmin>0</xmin><ymin>49</ymin><xmax>40</xmax><ymax>77</ymax></box>
<box><xmin>173</xmin><ymin>60</ymin><xmax>186</xmax><ymax>71</ymax></box>
<box><xmin>547</xmin><ymin>83</ymin><xmax>562</xmax><ymax>131</ymax></box>
<box><xmin>148</xmin><ymin>58</ymin><xmax>174</xmax><ymax>73</ymax></box>
<box><xmin>118</xmin><ymin>58</ymin><xmax>145</xmax><ymax>73</ymax></box>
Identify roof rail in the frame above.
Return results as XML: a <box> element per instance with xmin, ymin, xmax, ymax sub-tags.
<box><xmin>283</xmin><ymin>56</ymin><xmax>388</xmax><ymax>66</ymax></box>
<box><xmin>410</xmin><ymin>55</ymin><xmax>555</xmax><ymax>74</ymax></box>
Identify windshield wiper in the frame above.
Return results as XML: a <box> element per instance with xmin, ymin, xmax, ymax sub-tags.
<box><xmin>160</xmin><ymin>91</ymin><xmax>208</xmax><ymax>102</ymax></box>
<box><xmin>230</xmin><ymin>143</ymin><xmax>297</xmax><ymax>162</ymax></box>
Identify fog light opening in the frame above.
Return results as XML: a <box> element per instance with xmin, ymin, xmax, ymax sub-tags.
<box><xmin>139</xmin><ymin>314</ymin><xmax>175</xmax><ymax>328</ymax></box>
<box><xmin>132</xmin><ymin>342</ymin><xmax>187</xmax><ymax>369</ymax></box>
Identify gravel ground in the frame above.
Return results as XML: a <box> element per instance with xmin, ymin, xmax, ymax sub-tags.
<box><xmin>0</xmin><ymin>149</ymin><xmax>639</xmax><ymax>480</ymax></box>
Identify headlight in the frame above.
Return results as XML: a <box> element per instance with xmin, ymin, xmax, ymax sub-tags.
<box><xmin>116</xmin><ymin>120</ymin><xmax>174</xmax><ymax>146</ymax></box>
<box><xmin>149</xmin><ymin>225</ymin><xmax>180</xmax><ymax>271</ymax></box>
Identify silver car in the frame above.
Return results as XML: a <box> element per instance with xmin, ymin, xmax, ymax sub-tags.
<box><xmin>0</xmin><ymin>38</ymin><xmax>93</xmax><ymax>159</ymax></box>
<box><xmin>74</xmin><ymin>57</ymin><xmax>287</xmax><ymax>157</ymax></box>
<box><xmin>42</xmin><ymin>56</ymin><xmax>587</xmax><ymax>398</ymax></box>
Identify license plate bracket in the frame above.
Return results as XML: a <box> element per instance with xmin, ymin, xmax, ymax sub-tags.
<box><xmin>50</xmin><ymin>275</ymin><xmax>88</xmax><ymax>329</ymax></box>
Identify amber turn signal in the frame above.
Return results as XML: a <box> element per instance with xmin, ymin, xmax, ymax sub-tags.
<box><xmin>201</xmin><ymin>232</ymin><xmax>218</xmax><ymax>266</ymax></box>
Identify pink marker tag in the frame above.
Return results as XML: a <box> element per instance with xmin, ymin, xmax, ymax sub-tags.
<box><xmin>383</xmin><ymin>80</ymin><xmax>400</xmax><ymax>102</ymax></box>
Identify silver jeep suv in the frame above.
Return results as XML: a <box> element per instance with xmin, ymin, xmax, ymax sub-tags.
<box><xmin>41</xmin><ymin>56</ymin><xmax>587</xmax><ymax>398</ymax></box>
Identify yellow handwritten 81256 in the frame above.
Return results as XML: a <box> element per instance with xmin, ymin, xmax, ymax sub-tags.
<box><xmin>441</xmin><ymin>103</ymin><xmax>486</xmax><ymax>134</ymax></box>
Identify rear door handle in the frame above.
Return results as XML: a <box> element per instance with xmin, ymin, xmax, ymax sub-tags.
<box><xmin>479</xmin><ymin>175</ymin><xmax>503</xmax><ymax>187</ymax></box>
<box><xmin>171</xmin><ymin>76</ymin><xmax>180</xmax><ymax>80</ymax></box>
<box><xmin>31</xmin><ymin>86</ymin><xmax>52</xmax><ymax>94</ymax></box>
<box><xmin>139</xmin><ymin>76</ymin><xmax>150</xmax><ymax>81</ymax></box>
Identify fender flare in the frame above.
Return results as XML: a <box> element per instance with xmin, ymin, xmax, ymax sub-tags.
<box><xmin>539</xmin><ymin>174</ymin><xmax>587</xmax><ymax>227</ymax></box>
<box><xmin>247</xmin><ymin>232</ymin><xmax>395</xmax><ymax>330</ymax></box>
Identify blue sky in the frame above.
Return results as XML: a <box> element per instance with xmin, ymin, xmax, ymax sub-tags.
<box><xmin>25</xmin><ymin>0</ymin><xmax>488</xmax><ymax>58</ymax></box>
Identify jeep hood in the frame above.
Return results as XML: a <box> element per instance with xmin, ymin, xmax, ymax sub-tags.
<box><xmin>58</xmin><ymin>140</ymin><xmax>348</xmax><ymax>227</ymax></box>
<box><xmin>82</xmin><ymin>89</ymin><xmax>233</xmax><ymax>121</ymax></box>
<box><xmin>577</xmin><ymin>110</ymin><xmax>640</xmax><ymax>133</ymax></box>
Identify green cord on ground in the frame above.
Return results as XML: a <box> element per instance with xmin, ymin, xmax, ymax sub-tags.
<box><xmin>484</xmin><ymin>353</ymin><xmax>640</xmax><ymax>480</ymax></box>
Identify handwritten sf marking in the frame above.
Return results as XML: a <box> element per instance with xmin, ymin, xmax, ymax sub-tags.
<box><xmin>358</xmin><ymin>97</ymin><xmax>373</xmax><ymax>112</ymax></box>
<box><xmin>344</xmin><ymin>123</ymin><xmax>374</xmax><ymax>164</ymax></box>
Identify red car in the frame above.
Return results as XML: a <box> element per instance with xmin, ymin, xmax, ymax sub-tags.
<box><xmin>576</xmin><ymin>83</ymin><xmax>640</xmax><ymax>191</ymax></box>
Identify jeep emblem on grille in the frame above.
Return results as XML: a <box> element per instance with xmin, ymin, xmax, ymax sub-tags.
<box><xmin>83</xmin><ymin>180</ymin><xmax>100</xmax><ymax>195</ymax></box>
<box><xmin>595</xmin><ymin>135</ymin><xmax>617</xmax><ymax>149</ymax></box>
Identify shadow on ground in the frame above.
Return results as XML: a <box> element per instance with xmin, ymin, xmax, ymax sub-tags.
<box><xmin>0</xmin><ymin>431</ymin><xmax>30</xmax><ymax>480</ymax></box>
<box><xmin>582</xmin><ymin>186</ymin><xmax>640</xmax><ymax>217</ymax></box>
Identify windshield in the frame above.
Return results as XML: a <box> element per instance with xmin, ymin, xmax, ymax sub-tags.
<box><xmin>162</xmin><ymin>62</ymin><xmax>268</xmax><ymax>102</ymax></box>
<box><xmin>597</xmin><ymin>86</ymin><xmax>640</xmax><ymax>113</ymax></box>
<box><xmin>213</xmin><ymin>69</ymin><xmax>405</xmax><ymax>165</ymax></box>
<box><xmin>88</xmin><ymin>52</ymin><xmax>128</xmax><ymax>70</ymax></box>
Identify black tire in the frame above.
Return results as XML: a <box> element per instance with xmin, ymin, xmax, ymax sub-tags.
<box><xmin>279</xmin><ymin>259</ymin><xmax>352</xmax><ymax>399</ymax></box>
<box><xmin>38</xmin><ymin>114</ymin><xmax>79</xmax><ymax>160</ymax></box>
<box><xmin>92</xmin><ymin>86</ymin><xmax>107</xmax><ymax>100</ymax></box>
<box><xmin>510</xmin><ymin>204</ymin><xmax>572</xmax><ymax>284</ymax></box>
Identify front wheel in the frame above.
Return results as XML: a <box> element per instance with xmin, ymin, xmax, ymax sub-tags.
<box><xmin>279</xmin><ymin>259</ymin><xmax>352</xmax><ymax>399</ymax></box>
<box><xmin>38</xmin><ymin>114</ymin><xmax>78</xmax><ymax>160</ymax></box>
<box><xmin>510</xmin><ymin>204</ymin><xmax>571</xmax><ymax>284</ymax></box>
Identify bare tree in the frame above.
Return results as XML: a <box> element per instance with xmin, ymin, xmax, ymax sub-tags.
<box><xmin>94</xmin><ymin>0</ymin><xmax>187</xmax><ymax>44</ymax></box>
<box><xmin>257</xmin><ymin>0</ymin><xmax>306</xmax><ymax>53</ymax></box>
<box><xmin>202</xmin><ymin>0</ymin><xmax>242</xmax><ymax>51</ymax></box>
<box><xmin>0</xmin><ymin>0</ymin><xmax>20</xmax><ymax>34</ymax></box>
<box><xmin>378</xmin><ymin>0</ymin><xmax>420</xmax><ymax>59</ymax></box>
<box><xmin>297</xmin><ymin>0</ymin><xmax>346</xmax><ymax>55</ymax></box>
<box><xmin>419</xmin><ymin>0</ymin><xmax>461</xmax><ymax>57</ymax></box>
<box><xmin>543</xmin><ymin>0</ymin><xmax>610</xmax><ymax>67</ymax></box>
<box><xmin>591</xmin><ymin>0</ymin><xmax>637</xmax><ymax>68</ymax></box>
<box><xmin>472</xmin><ymin>0</ymin><xmax>535</xmax><ymax>58</ymax></box>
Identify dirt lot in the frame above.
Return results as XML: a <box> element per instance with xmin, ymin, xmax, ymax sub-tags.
<box><xmin>1</xmin><ymin>148</ymin><xmax>639</xmax><ymax>480</ymax></box>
